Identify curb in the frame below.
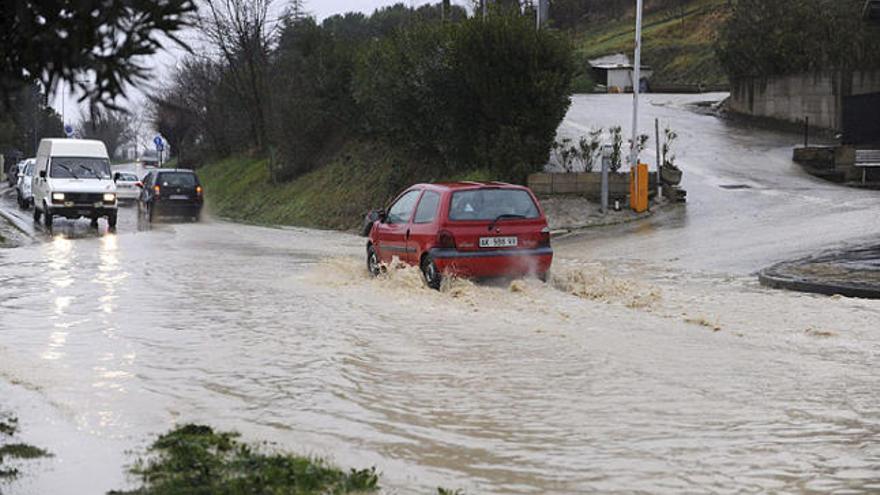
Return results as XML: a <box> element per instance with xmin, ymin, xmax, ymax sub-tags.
<box><xmin>0</xmin><ymin>205</ymin><xmax>34</xmax><ymax>240</ymax></box>
<box><xmin>758</xmin><ymin>266</ymin><xmax>880</xmax><ymax>300</ymax></box>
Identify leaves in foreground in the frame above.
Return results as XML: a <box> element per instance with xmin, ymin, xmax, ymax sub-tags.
<box><xmin>112</xmin><ymin>424</ymin><xmax>379</xmax><ymax>495</ymax></box>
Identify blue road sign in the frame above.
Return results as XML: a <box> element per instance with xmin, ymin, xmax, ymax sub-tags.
<box><xmin>64</xmin><ymin>125</ymin><xmax>74</xmax><ymax>137</ymax></box>
<box><xmin>153</xmin><ymin>135</ymin><xmax>164</xmax><ymax>146</ymax></box>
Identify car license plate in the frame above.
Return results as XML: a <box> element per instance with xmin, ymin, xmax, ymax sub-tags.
<box><xmin>169</xmin><ymin>195</ymin><xmax>189</xmax><ymax>200</ymax></box>
<box><xmin>479</xmin><ymin>236</ymin><xmax>517</xmax><ymax>248</ymax></box>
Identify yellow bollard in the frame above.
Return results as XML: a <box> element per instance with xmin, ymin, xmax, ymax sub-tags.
<box><xmin>629</xmin><ymin>163</ymin><xmax>649</xmax><ymax>213</ymax></box>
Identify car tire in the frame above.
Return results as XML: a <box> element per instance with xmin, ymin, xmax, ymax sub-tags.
<box><xmin>421</xmin><ymin>254</ymin><xmax>442</xmax><ymax>291</ymax></box>
<box><xmin>33</xmin><ymin>204</ymin><xmax>41</xmax><ymax>222</ymax></box>
<box><xmin>538</xmin><ymin>271</ymin><xmax>549</xmax><ymax>283</ymax></box>
<box><xmin>108</xmin><ymin>211</ymin><xmax>118</xmax><ymax>229</ymax></box>
<box><xmin>366</xmin><ymin>244</ymin><xmax>381</xmax><ymax>277</ymax></box>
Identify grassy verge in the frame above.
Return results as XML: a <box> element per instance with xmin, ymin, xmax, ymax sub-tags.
<box><xmin>198</xmin><ymin>140</ymin><xmax>494</xmax><ymax>231</ymax></box>
<box><xmin>571</xmin><ymin>0</ymin><xmax>730</xmax><ymax>88</ymax></box>
<box><xmin>111</xmin><ymin>424</ymin><xmax>378</xmax><ymax>495</ymax></box>
<box><xmin>0</xmin><ymin>412</ymin><xmax>51</xmax><ymax>479</ymax></box>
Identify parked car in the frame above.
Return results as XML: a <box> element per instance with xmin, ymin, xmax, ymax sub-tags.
<box><xmin>113</xmin><ymin>172</ymin><xmax>142</xmax><ymax>202</ymax></box>
<box><xmin>7</xmin><ymin>160</ymin><xmax>25</xmax><ymax>188</ymax></box>
<box><xmin>138</xmin><ymin>169</ymin><xmax>203</xmax><ymax>222</ymax></box>
<box><xmin>365</xmin><ymin>182</ymin><xmax>553</xmax><ymax>289</ymax></box>
<box><xmin>32</xmin><ymin>139</ymin><xmax>118</xmax><ymax>229</ymax></box>
<box><xmin>15</xmin><ymin>158</ymin><xmax>36</xmax><ymax>209</ymax></box>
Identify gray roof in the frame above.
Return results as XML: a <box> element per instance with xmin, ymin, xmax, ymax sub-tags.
<box><xmin>589</xmin><ymin>53</ymin><xmax>652</xmax><ymax>71</ymax></box>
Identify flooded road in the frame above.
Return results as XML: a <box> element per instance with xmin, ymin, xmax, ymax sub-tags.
<box><xmin>1</xmin><ymin>94</ymin><xmax>879</xmax><ymax>494</ymax></box>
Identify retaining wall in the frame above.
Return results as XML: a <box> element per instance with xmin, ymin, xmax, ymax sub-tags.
<box><xmin>729</xmin><ymin>71</ymin><xmax>880</xmax><ymax>131</ymax></box>
<box><xmin>528</xmin><ymin>172</ymin><xmax>657</xmax><ymax>200</ymax></box>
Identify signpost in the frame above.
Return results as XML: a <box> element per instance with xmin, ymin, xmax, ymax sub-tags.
<box><xmin>154</xmin><ymin>135</ymin><xmax>165</xmax><ymax>166</ymax></box>
<box><xmin>629</xmin><ymin>0</ymin><xmax>645</xmax><ymax>211</ymax></box>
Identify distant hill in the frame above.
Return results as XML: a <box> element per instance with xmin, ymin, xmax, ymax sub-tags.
<box><xmin>568</xmin><ymin>0</ymin><xmax>730</xmax><ymax>91</ymax></box>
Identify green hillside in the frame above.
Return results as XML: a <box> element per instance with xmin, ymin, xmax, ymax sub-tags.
<box><xmin>571</xmin><ymin>0</ymin><xmax>730</xmax><ymax>90</ymax></box>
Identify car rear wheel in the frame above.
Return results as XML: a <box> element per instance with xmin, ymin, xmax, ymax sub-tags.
<box><xmin>366</xmin><ymin>244</ymin><xmax>381</xmax><ymax>277</ymax></box>
<box><xmin>421</xmin><ymin>254</ymin><xmax>442</xmax><ymax>290</ymax></box>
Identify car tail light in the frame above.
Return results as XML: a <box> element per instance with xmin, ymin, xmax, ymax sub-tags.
<box><xmin>437</xmin><ymin>230</ymin><xmax>456</xmax><ymax>249</ymax></box>
<box><xmin>196</xmin><ymin>185</ymin><xmax>203</xmax><ymax>196</ymax></box>
<box><xmin>539</xmin><ymin>226</ymin><xmax>551</xmax><ymax>247</ymax></box>
<box><xmin>153</xmin><ymin>185</ymin><xmax>161</xmax><ymax>196</ymax></box>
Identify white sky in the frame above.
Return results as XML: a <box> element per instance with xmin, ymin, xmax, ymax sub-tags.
<box><xmin>50</xmin><ymin>0</ymin><xmax>471</xmax><ymax>129</ymax></box>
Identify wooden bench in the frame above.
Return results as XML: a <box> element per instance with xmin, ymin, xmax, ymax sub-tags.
<box><xmin>854</xmin><ymin>149</ymin><xmax>880</xmax><ymax>183</ymax></box>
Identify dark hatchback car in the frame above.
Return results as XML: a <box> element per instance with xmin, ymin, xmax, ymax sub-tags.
<box><xmin>138</xmin><ymin>169</ymin><xmax>204</xmax><ymax>222</ymax></box>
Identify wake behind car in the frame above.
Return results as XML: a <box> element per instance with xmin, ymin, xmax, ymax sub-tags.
<box><xmin>365</xmin><ymin>182</ymin><xmax>552</xmax><ymax>289</ymax></box>
<box><xmin>138</xmin><ymin>169</ymin><xmax>203</xmax><ymax>222</ymax></box>
<box><xmin>32</xmin><ymin>139</ymin><xmax>118</xmax><ymax>229</ymax></box>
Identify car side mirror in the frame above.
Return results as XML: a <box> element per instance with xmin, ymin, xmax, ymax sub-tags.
<box><xmin>113</xmin><ymin>172</ymin><xmax>121</xmax><ymax>181</ymax></box>
<box><xmin>370</xmin><ymin>209</ymin><xmax>386</xmax><ymax>223</ymax></box>
<box><xmin>39</xmin><ymin>170</ymin><xmax>46</xmax><ymax>178</ymax></box>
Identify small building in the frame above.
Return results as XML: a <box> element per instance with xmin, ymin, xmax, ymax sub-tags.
<box><xmin>865</xmin><ymin>0</ymin><xmax>880</xmax><ymax>21</ymax></box>
<box><xmin>589</xmin><ymin>53</ymin><xmax>653</xmax><ymax>93</ymax></box>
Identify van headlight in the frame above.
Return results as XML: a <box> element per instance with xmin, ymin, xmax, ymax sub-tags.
<box><xmin>103</xmin><ymin>193</ymin><xmax>116</xmax><ymax>203</ymax></box>
<box><xmin>51</xmin><ymin>192</ymin><xmax>65</xmax><ymax>202</ymax></box>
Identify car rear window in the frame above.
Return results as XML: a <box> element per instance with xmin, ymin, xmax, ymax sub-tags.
<box><xmin>157</xmin><ymin>172</ymin><xmax>197</xmax><ymax>187</ymax></box>
<box><xmin>448</xmin><ymin>188</ymin><xmax>539</xmax><ymax>221</ymax></box>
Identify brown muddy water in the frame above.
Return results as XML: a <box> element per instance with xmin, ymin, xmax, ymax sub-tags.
<box><xmin>1</xmin><ymin>94</ymin><xmax>879</xmax><ymax>493</ymax></box>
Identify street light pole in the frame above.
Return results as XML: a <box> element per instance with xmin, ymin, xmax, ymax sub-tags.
<box><xmin>629</xmin><ymin>0</ymin><xmax>644</xmax><ymax>171</ymax></box>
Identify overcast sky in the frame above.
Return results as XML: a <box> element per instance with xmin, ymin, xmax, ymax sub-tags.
<box><xmin>50</xmin><ymin>0</ymin><xmax>470</xmax><ymax>129</ymax></box>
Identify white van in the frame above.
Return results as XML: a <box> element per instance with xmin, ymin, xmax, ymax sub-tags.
<box><xmin>32</xmin><ymin>139</ymin><xmax>118</xmax><ymax>229</ymax></box>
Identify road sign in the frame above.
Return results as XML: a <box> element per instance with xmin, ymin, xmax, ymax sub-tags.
<box><xmin>156</xmin><ymin>142</ymin><xmax>165</xmax><ymax>152</ymax></box>
<box><xmin>64</xmin><ymin>125</ymin><xmax>74</xmax><ymax>137</ymax></box>
<box><xmin>154</xmin><ymin>135</ymin><xmax>164</xmax><ymax>147</ymax></box>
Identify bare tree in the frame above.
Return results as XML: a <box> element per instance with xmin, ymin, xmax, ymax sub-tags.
<box><xmin>199</xmin><ymin>0</ymin><xmax>279</xmax><ymax>150</ymax></box>
<box><xmin>78</xmin><ymin>107</ymin><xmax>135</xmax><ymax>160</ymax></box>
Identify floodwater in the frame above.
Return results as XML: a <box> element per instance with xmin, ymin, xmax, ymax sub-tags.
<box><xmin>1</xmin><ymin>94</ymin><xmax>879</xmax><ymax>494</ymax></box>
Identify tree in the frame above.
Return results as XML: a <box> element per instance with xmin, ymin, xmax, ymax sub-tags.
<box><xmin>200</xmin><ymin>0</ymin><xmax>278</xmax><ymax>150</ymax></box>
<box><xmin>0</xmin><ymin>0</ymin><xmax>195</xmax><ymax>110</ymax></box>
<box><xmin>78</xmin><ymin>108</ymin><xmax>135</xmax><ymax>160</ymax></box>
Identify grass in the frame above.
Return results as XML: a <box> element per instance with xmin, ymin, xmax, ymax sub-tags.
<box><xmin>571</xmin><ymin>0</ymin><xmax>730</xmax><ymax>88</ymax></box>
<box><xmin>199</xmin><ymin>140</ymin><xmax>481</xmax><ymax>231</ymax></box>
<box><xmin>111</xmin><ymin>424</ymin><xmax>379</xmax><ymax>495</ymax></box>
<box><xmin>0</xmin><ymin>412</ymin><xmax>51</xmax><ymax>479</ymax></box>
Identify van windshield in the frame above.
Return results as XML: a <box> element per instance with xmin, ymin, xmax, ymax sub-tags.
<box><xmin>50</xmin><ymin>157</ymin><xmax>112</xmax><ymax>179</ymax></box>
<box><xmin>448</xmin><ymin>188</ymin><xmax>539</xmax><ymax>221</ymax></box>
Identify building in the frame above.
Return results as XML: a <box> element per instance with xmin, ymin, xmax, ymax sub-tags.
<box><xmin>865</xmin><ymin>0</ymin><xmax>880</xmax><ymax>21</ymax></box>
<box><xmin>588</xmin><ymin>54</ymin><xmax>653</xmax><ymax>93</ymax></box>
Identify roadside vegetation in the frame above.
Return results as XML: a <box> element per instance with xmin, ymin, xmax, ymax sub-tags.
<box><xmin>156</xmin><ymin>2</ymin><xmax>573</xmax><ymax>227</ymax></box>
<box><xmin>0</xmin><ymin>412</ymin><xmax>51</xmax><ymax>480</ymax></box>
<box><xmin>716</xmin><ymin>0</ymin><xmax>880</xmax><ymax>79</ymax></box>
<box><xmin>111</xmin><ymin>424</ymin><xmax>378</xmax><ymax>495</ymax></box>
<box><xmin>556</xmin><ymin>0</ymin><xmax>730</xmax><ymax>90</ymax></box>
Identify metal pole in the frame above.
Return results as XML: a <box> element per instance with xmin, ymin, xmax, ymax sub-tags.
<box><xmin>630</xmin><ymin>0</ymin><xmax>644</xmax><ymax>188</ymax></box>
<box><xmin>482</xmin><ymin>0</ymin><xmax>487</xmax><ymax>19</ymax></box>
<box><xmin>655</xmin><ymin>117</ymin><xmax>662</xmax><ymax>200</ymax></box>
<box><xmin>804</xmin><ymin>116</ymin><xmax>809</xmax><ymax>147</ymax></box>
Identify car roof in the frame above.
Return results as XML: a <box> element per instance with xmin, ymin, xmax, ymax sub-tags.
<box><xmin>40</xmin><ymin>138</ymin><xmax>108</xmax><ymax>157</ymax></box>
<box><xmin>153</xmin><ymin>168</ymin><xmax>197</xmax><ymax>174</ymax></box>
<box><xmin>411</xmin><ymin>181</ymin><xmax>526</xmax><ymax>192</ymax></box>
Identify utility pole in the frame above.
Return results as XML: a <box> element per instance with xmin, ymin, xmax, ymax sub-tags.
<box><xmin>629</xmin><ymin>0</ymin><xmax>644</xmax><ymax>171</ymax></box>
<box><xmin>482</xmin><ymin>0</ymin><xmax>488</xmax><ymax>19</ymax></box>
<box><xmin>536</xmin><ymin>0</ymin><xmax>548</xmax><ymax>29</ymax></box>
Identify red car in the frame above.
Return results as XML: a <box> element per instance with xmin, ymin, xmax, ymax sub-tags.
<box><xmin>366</xmin><ymin>182</ymin><xmax>553</xmax><ymax>289</ymax></box>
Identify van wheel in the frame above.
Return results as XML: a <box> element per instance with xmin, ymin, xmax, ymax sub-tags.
<box><xmin>366</xmin><ymin>244</ymin><xmax>381</xmax><ymax>277</ymax></box>
<box><xmin>421</xmin><ymin>254</ymin><xmax>442</xmax><ymax>290</ymax></box>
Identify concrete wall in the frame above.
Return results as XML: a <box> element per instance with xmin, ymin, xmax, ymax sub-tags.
<box><xmin>729</xmin><ymin>71</ymin><xmax>880</xmax><ymax>130</ymax></box>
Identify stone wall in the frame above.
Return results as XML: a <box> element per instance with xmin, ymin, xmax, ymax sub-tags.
<box><xmin>528</xmin><ymin>172</ymin><xmax>657</xmax><ymax>200</ymax></box>
<box><xmin>728</xmin><ymin>71</ymin><xmax>880</xmax><ymax>131</ymax></box>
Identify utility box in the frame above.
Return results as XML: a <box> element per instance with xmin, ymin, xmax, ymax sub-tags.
<box><xmin>630</xmin><ymin>163</ymin><xmax>649</xmax><ymax>213</ymax></box>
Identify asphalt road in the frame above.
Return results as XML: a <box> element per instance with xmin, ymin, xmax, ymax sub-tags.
<box><xmin>0</xmin><ymin>95</ymin><xmax>877</xmax><ymax>494</ymax></box>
